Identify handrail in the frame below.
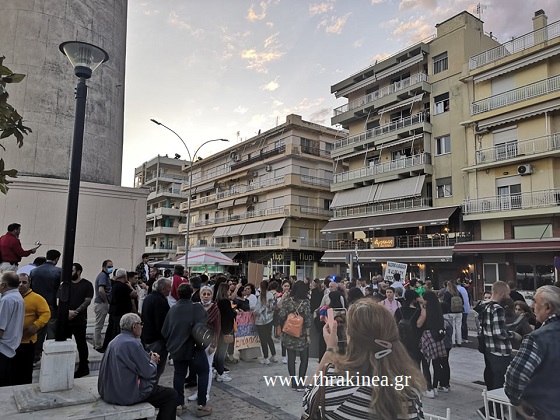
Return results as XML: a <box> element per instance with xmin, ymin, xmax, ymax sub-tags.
<box><xmin>463</xmin><ymin>189</ymin><xmax>560</xmax><ymax>214</ymax></box>
<box><xmin>475</xmin><ymin>132</ymin><xmax>560</xmax><ymax>164</ymax></box>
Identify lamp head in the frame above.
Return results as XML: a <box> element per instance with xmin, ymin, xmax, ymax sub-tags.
<box><xmin>150</xmin><ymin>119</ymin><xmax>162</xmax><ymax>126</ymax></box>
<box><xmin>59</xmin><ymin>41</ymin><xmax>109</xmax><ymax>79</ymax></box>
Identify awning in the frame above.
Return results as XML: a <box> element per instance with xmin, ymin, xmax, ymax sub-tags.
<box><xmin>223</xmin><ymin>252</ymin><xmax>239</xmax><ymax>260</ymax></box>
<box><xmin>227</xmin><ymin>224</ymin><xmax>246</xmax><ymax>236</ymax></box>
<box><xmin>234</xmin><ymin>197</ymin><xmax>249</xmax><ymax>206</ymax></box>
<box><xmin>380</xmin><ymin>133</ymin><xmax>424</xmax><ymax>149</ymax></box>
<box><xmin>379</xmin><ymin>94</ymin><xmax>424</xmax><ymax>114</ymax></box>
<box><xmin>240</xmin><ymin>221</ymin><xmax>265</xmax><ymax>236</ymax></box>
<box><xmin>321</xmin><ymin>247</ymin><xmax>454</xmax><ymax>263</ymax></box>
<box><xmin>217</xmin><ymin>199</ymin><xmax>235</xmax><ymax>209</ymax></box>
<box><xmin>212</xmin><ymin>226</ymin><xmax>231</xmax><ymax>237</ymax></box>
<box><xmin>262</xmin><ymin>218</ymin><xmax>286</xmax><ymax>233</ymax></box>
<box><xmin>374</xmin><ymin>175</ymin><xmax>425</xmax><ymax>202</ymax></box>
<box><xmin>453</xmin><ymin>238</ymin><xmax>560</xmax><ymax>254</ymax></box>
<box><xmin>195</xmin><ymin>181</ymin><xmax>215</xmax><ymax>194</ymax></box>
<box><xmin>321</xmin><ymin>206</ymin><xmax>458</xmax><ymax>234</ymax></box>
<box><xmin>331</xmin><ymin>185</ymin><xmax>378</xmax><ymax>208</ymax></box>
<box><xmin>477</xmin><ymin>98</ymin><xmax>560</xmax><ymax>130</ymax></box>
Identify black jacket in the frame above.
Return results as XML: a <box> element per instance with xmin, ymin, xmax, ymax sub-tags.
<box><xmin>162</xmin><ymin>299</ymin><xmax>207</xmax><ymax>361</ymax></box>
<box><xmin>141</xmin><ymin>291</ymin><xmax>169</xmax><ymax>344</ymax></box>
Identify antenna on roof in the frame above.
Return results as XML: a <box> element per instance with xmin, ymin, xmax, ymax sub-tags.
<box><xmin>474</xmin><ymin>3</ymin><xmax>487</xmax><ymax>20</ymax></box>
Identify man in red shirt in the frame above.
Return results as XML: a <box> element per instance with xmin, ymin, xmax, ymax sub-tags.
<box><xmin>168</xmin><ymin>265</ymin><xmax>188</xmax><ymax>307</ymax></box>
<box><xmin>0</xmin><ymin>224</ymin><xmax>38</xmax><ymax>273</ymax></box>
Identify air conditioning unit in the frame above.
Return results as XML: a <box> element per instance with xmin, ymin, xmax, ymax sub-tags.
<box><xmin>517</xmin><ymin>164</ymin><xmax>533</xmax><ymax>176</ymax></box>
<box><xmin>251</xmin><ymin>196</ymin><xmax>259</xmax><ymax>203</ymax></box>
<box><xmin>233</xmin><ymin>155</ymin><xmax>241</xmax><ymax>162</ymax></box>
<box><xmin>252</xmin><ymin>171</ymin><xmax>259</xmax><ymax>178</ymax></box>
<box><xmin>229</xmin><ymin>151</ymin><xmax>237</xmax><ymax>159</ymax></box>
<box><xmin>265</xmin><ymin>165</ymin><xmax>272</xmax><ymax>172</ymax></box>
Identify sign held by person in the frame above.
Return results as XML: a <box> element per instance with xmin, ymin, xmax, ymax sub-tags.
<box><xmin>384</xmin><ymin>261</ymin><xmax>407</xmax><ymax>282</ymax></box>
<box><xmin>235</xmin><ymin>311</ymin><xmax>261</xmax><ymax>350</ymax></box>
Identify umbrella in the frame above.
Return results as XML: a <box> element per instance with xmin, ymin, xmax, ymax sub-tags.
<box><xmin>176</xmin><ymin>251</ymin><xmax>238</xmax><ymax>267</ymax></box>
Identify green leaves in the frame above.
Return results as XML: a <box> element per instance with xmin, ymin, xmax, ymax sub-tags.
<box><xmin>0</xmin><ymin>55</ymin><xmax>31</xmax><ymax>193</ymax></box>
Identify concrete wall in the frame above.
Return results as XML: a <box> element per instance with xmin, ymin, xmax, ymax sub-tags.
<box><xmin>0</xmin><ymin>176</ymin><xmax>148</xmax><ymax>320</ymax></box>
<box><xmin>0</xmin><ymin>0</ymin><xmax>127</xmax><ymax>185</ymax></box>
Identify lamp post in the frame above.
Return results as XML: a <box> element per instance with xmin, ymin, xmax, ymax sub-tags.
<box><xmin>56</xmin><ymin>41</ymin><xmax>108</xmax><ymax>341</ymax></box>
<box><xmin>150</xmin><ymin>119</ymin><xmax>228</xmax><ymax>272</ymax></box>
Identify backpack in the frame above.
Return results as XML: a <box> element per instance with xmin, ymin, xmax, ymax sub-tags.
<box><xmin>450</xmin><ymin>295</ymin><xmax>463</xmax><ymax>313</ymax></box>
<box><xmin>398</xmin><ymin>308</ymin><xmax>418</xmax><ymax>347</ymax></box>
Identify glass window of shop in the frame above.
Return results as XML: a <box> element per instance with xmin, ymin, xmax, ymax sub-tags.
<box><xmin>296</xmin><ymin>262</ymin><xmax>314</xmax><ymax>280</ymax></box>
<box><xmin>516</xmin><ymin>264</ymin><xmax>555</xmax><ymax>291</ymax></box>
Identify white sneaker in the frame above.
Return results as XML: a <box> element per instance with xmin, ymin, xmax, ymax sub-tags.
<box><xmin>282</xmin><ymin>356</ymin><xmax>287</xmax><ymax>364</ymax></box>
<box><xmin>188</xmin><ymin>392</ymin><xmax>198</xmax><ymax>401</ymax></box>
<box><xmin>433</xmin><ymin>388</ymin><xmax>439</xmax><ymax>396</ymax></box>
<box><xmin>264</xmin><ymin>357</ymin><xmax>270</xmax><ymax>365</ymax></box>
<box><xmin>270</xmin><ymin>355</ymin><xmax>279</xmax><ymax>363</ymax></box>
<box><xmin>216</xmin><ymin>373</ymin><xmax>232</xmax><ymax>382</ymax></box>
<box><xmin>424</xmin><ymin>389</ymin><xmax>435</xmax><ymax>398</ymax></box>
<box><xmin>258</xmin><ymin>357</ymin><xmax>265</xmax><ymax>364</ymax></box>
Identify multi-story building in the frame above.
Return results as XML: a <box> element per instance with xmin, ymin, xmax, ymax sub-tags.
<box><xmin>456</xmin><ymin>10</ymin><xmax>560</xmax><ymax>294</ymax></box>
<box><xmin>322</xmin><ymin>11</ymin><xmax>499</xmax><ymax>285</ymax></box>
<box><xmin>181</xmin><ymin>114</ymin><xmax>340</xmax><ymax>279</ymax></box>
<box><xmin>135</xmin><ymin>155</ymin><xmax>189</xmax><ymax>260</ymax></box>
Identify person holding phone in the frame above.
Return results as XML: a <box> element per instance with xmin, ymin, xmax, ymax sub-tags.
<box><xmin>0</xmin><ymin>223</ymin><xmax>39</xmax><ymax>273</ymax></box>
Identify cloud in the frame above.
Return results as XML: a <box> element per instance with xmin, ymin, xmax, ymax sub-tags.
<box><xmin>247</xmin><ymin>1</ymin><xmax>269</xmax><ymax>21</ymax></box>
<box><xmin>261</xmin><ymin>79</ymin><xmax>280</xmax><ymax>91</ymax></box>
<box><xmin>275</xmin><ymin>97</ymin><xmax>326</xmax><ymax>117</ymax></box>
<box><xmin>370</xmin><ymin>52</ymin><xmax>392</xmax><ymax>63</ymax></box>
<box><xmin>241</xmin><ymin>32</ymin><xmax>285</xmax><ymax>73</ymax></box>
<box><xmin>234</xmin><ymin>106</ymin><xmax>249</xmax><ymax>114</ymax></box>
<box><xmin>309</xmin><ymin>2</ymin><xmax>334</xmax><ymax>16</ymax></box>
<box><xmin>138</xmin><ymin>2</ymin><xmax>159</xmax><ymax>16</ymax></box>
<box><xmin>371</xmin><ymin>0</ymin><xmax>384</xmax><ymax>4</ymax></box>
<box><xmin>308</xmin><ymin>108</ymin><xmax>331</xmax><ymax>124</ymax></box>
<box><xmin>389</xmin><ymin>16</ymin><xmax>433</xmax><ymax>42</ymax></box>
<box><xmin>168</xmin><ymin>11</ymin><xmax>203</xmax><ymax>37</ymax></box>
<box><xmin>353</xmin><ymin>38</ymin><xmax>364</xmax><ymax>48</ymax></box>
<box><xmin>318</xmin><ymin>13</ymin><xmax>351</xmax><ymax>34</ymax></box>
<box><xmin>399</xmin><ymin>0</ymin><xmax>438</xmax><ymax>11</ymax></box>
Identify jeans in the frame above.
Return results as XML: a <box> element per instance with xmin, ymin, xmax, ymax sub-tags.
<box><xmin>67</xmin><ymin>323</ymin><xmax>88</xmax><ymax>370</ymax></box>
<box><xmin>11</xmin><ymin>342</ymin><xmax>35</xmax><ymax>385</ymax></box>
<box><xmin>94</xmin><ymin>302</ymin><xmax>109</xmax><ymax>348</ymax></box>
<box><xmin>214</xmin><ymin>334</ymin><xmax>228</xmax><ymax>375</ymax></box>
<box><xmin>448</xmin><ymin>313</ymin><xmax>463</xmax><ymax>345</ymax></box>
<box><xmin>421</xmin><ymin>357</ymin><xmax>433</xmax><ymax>390</ymax></box>
<box><xmin>287</xmin><ymin>347</ymin><xmax>309</xmax><ymax>388</ymax></box>
<box><xmin>255</xmin><ymin>322</ymin><xmax>276</xmax><ymax>359</ymax></box>
<box><xmin>145</xmin><ymin>384</ymin><xmax>177</xmax><ymax>420</ymax></box>
<box><xmin>461</xmin><ymin>312</ymin><xmax>469</xmax><ymax>341</ymax></box>
<box><xmin>205</xmin><ymin>347</ymin><xmax>215</xmax><ymax>398</ymax></box>
<box><xmin>173</xmin><ymin>350</ymin><xmax>209</xmax><ymax>407</ymax></box>
<box><xmin>485</xmin><ymin>352</ymin><xmax>512</xmax><ymax>390</ymax></box>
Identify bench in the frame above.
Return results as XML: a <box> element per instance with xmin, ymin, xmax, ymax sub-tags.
<box><xmin>425</xmin><ymin>408</ymin><xmax>451</xmax><ymax>420</ymax></box>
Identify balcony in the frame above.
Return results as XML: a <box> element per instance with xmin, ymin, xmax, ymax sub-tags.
<box><xmin>214</xmin><ymin>236</ymin><xmax>324</xmax><ymax>250</ymax></box>
<box><xmin>145</xmin><ymin>245</ymin><xmax>176</xmax><ymax>254</ymax></box>
<box><xmin>323</xmin><ymin>232</ymin><xmax>472</xmax><ymax>250</ymax></box>
<box><xmin>147</xmin><ymin>187</ymin><xmax>184</xmax><ymax>201</ymax></box>
<box><xmin>333</xmin><ymin>197</ymin><xmax>431</xmax><ymax>218</ymax></box>
<box><xmin>469</xmin><ymin>20</ymin><xmax>560</xmax><ymax>70</ymax></box>
<box><xmin>144</xmin><ymin>173</ymin><xmax>187</xmax><ymax>184</ymax></box>
<box><xmin>332</xmin><ymin>112</ymin><xmax>430</xmax><ymax>156</ymax></box>
<box><xmin>230</xmin><ymin>145</ymin><xmax>286</xmax><ymax>171</ymax></box>
<box><xmin>146</xmin><ymin>226</ymin><xmax>180</xmax><ymax>235</ymax></box>
<box><xmin>462</xmin><ymin>189</ymin><xmax>560</xmax><ymax>215</ymax></box>
<box><xmin>333</xmin><ymin>153</ymin><xmax>432</xmax><ymax>186</ymax></box>
<box><xmin>301</xmin><ymin>175</ymin><xmax>331</xmax><ymax>188</ymax></box>
<box><xmin>332</xmin><ymin>73</ymin><xmax>429</xmax><ymax>124</ymax></box>
<box><xmin>147</xmin><ymin>207</ymin><xmax>181</xmax><ymax>219</ymax></box>
<box><xmin>471</xmin><ymin>75</ymin><xmax>560</xmax><ymax>115</ymax></box>
<box><xmin>301</xmin><ymin>146</ymin><xmax>331</xmax><ymax>159</ymax></box>
<box><xmin>190</xmin><ymin>165</ymin><xmax>232</xmax><ymax>185</ymax></box>
<box><xmin>474</xmin><ymin>132</ymin><xmax>560</xmax><ymax>165</ymax></box>
<box><xmin>300</xmin><ymin>206</ymin><xmax>333</xmax><ymax>217</ymax></box>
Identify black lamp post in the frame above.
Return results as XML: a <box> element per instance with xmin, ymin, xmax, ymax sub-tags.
<box><xmin>55</xmin><ymin>41</ymin><xmax>109</xmax><ymax>341</ymax></box>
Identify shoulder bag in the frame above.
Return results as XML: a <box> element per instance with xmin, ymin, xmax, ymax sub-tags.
<box><xmin>283</xmin><ymin>300</ymin><xmax>304</xmax><ymax>338</ymax></box>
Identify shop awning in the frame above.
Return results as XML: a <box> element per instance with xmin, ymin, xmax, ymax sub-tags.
<box><xmin>195</xmin><ymin>181</ymin><xmax>215</xmax><ymax>194</ymax></box>
<box><xmin>331</xmin><ymin>185</ymin><xmax>378</xmax><ymax>208</ymax></box>
<box><xmin>477</xmin><ymin>98</ymin><xmax>560</xmax><ymax>130</ymax></box>
<box><xmin>223</xmin><ymin>252</ymin><xmax>240</xmax><ymax>260</ymax></box>
<box><xmin>374</xmin><ymin>175</ymin><xmax>425</xmax><ymax>202</ymax></box>
<box><xmin>321</xmin><ymin>247</ymin><xmax>454</xmax><ymax>263</ymax></box>
<box><xmin>227</xmin><ymin>224</ymin><xmax>246</xmax><ymax>236</ymax></box>
<box><xmin>453</xmin><ymin>238</ymin><xmax>560</xmax><ymax>254</ymax></box>
<box><xmin>217</xmin><ymin>199</ymin><xmax>235</xmax><ymax>209</ymax></box>
<box><xmin>321</xmin><ymin>206</ymin><xmax>458</xmax><ymax>234</ymax></box>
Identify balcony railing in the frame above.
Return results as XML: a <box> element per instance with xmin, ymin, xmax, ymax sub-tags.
<box><xmin>333</xmin><ymin>73</ymin><xmax>428</xmax><ymax>116</ymax></box>
<box><xmin>333</xmin><ymin>153</ymin><xmax>431</xmax><ymax>184</ymax></box>
<box><xmin>215</xmin><ymin>236</ymin><xmax>324</xmax><ymax>249</ymax></box>
<box><xmin>300</xmin><ymin>206</ymin><xmax>333</xmax><ymax>217</ymax></box>
<box><xmin>333</xmin><ymin>197</ymin><xmax>431</xmax><ymax>218</ymax></box>
<box><xmin>469</xmin><ymin>20</ymin><xmax>560</xmax><ymax>70</ymax></box>
<box><xmin>471</xmin><ymin>75</ymin><xmax>560</xmax><ymax>115</ymax></box>
<box><xmin>145</xmin><ymin>173</ymin><xmax>188</xmax><ymax>183</ymax></box>
<box><xmin>475</xmin><ymin>132</ymin><xmax>560</xmax><ymax>164</ymax></box>
<box><xmin>190</xmin><ymin>165</ymin><xmax>231</xmax><ymax>185</ymax></box>
<box><xmin>463</xmin><ymin>189</ymin><xmax>560</xmax><ymax>214</ymax></box>
<box><xmin>301</xmin><ymin>175</ymin><xmax>331</xmax><ymax>188</ymax></box>
<box><xmin>192</xmin><ymin>206</ymin><xmax>287</xmax><ymax>228</ymax></box>
<box><xmin>301</xmin><ymin>146</ymin><xmax>331</xmax><ymax>158</ymax></box>
<box><xmin>334</xmin><ymin>112</ymin><xmax>427</xmax><ymax>149</ymax></box>
<box><xmin>230</xmin><ymin>145</ymin><xmax>286</xmax><ymax>171</ymax></box>
<box><xmin>323</xmin><ymin>232</ymin><xmax>472</xmax><ymax>250</ymax></box>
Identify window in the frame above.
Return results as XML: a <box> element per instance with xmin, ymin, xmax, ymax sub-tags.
<box><xmin>299</xmin><ymin>196</ymin><xmax>309</xmax><ymax>207</ymax></box>
<box><xmin>368</xmin><ymin>156</ymin><xmax>379</xmax><ymax>167</ymax></box>
<box><xmin>433</xmin><ymin>52</ymin><xmax>448</xmax><ymax>74</ymax></box>
<box><xmin>325</xmin><ymin>142</ymin><xmax>334</xmax><ymax>152</ymax></box>
<box><xmin>436</xmin><ymin>177</ymin><xmax>452</xmax><ymax>198</ymax></box>
<box><xmin>366</xmin><ymin>119</ymin><xmax>380</xmax><ymax>130</ymax></box>
<box><xmin>435</xmin><ymin>135</ymin><xmax>451</xmax><ymax>155</ymax></box>
<box><xmin>516</xmin><ymin>264</ymin><xmax>555</xmax><ymax>290</ymax></box>
<box><xmin>434</xmin><ymin>93</ymin><xmax>449</xmax><ymax>115</ymax></box>
<box><xmin>323</xmin><ymin>199</ymin><xmax>332</xmax><ymax>210</ymax></box>
<box><xmin>496</xmin><ymin>176</ymin><xmax>521</xmax><ymax>210</ymax></box>
<box><xmin>513</xmin><ymin>224</ymin><xmax>552</xmax><ymax>239</ymax></box>
<box><xmin>493</xmin><ymin>127</ymin><xmax>518</xmax><ymax>160</ymax></box>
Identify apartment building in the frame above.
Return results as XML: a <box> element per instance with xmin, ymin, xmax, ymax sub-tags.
<box><xmin>456</xmin><ymin>10</ymin><xmax>560</xmax><ymax>293</ymax></box>
<box><xmin>134</xmin><ymin>155</ymin><xmax>189</xmax><ymax>260</ymax></box>
<box><xmin>322</xmin><ymin>12</ymin><xmax>499</xmax><ymax>285</ymax></box>
<box><xmin>180</xmin><ymin>114</ymin><xmax>340</xmax><ymax>279</ymax></box>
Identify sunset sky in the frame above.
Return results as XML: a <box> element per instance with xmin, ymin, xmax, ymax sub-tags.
<box><xmin>122</xmin><ymin>0</ymin><xmax>559</xmax><ymax>186</ymax></box>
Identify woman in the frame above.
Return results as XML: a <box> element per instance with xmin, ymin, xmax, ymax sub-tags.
<box><xmin>443</xmin><ymin>280</ymin><xmax>463</xmax><ymax>347</ymax></box>
<box><xmin>233</xmin><ymin>285</ymin><xmax>250</xmax><ymax>313</ymax></box>
<box><xmin>188</xmin><ymin>286</ymin><xmax>220</xmax><ymax>403</ymax></box>
<box><xmin>253</xmin><ymin>280</ymin><xmax>278</xmax><ymax>364</ymax></box>
<box><xmin>303</xmin><ymin>299</ymin><xmax>425</xmax><ymax>419</ymax></box>
<box><xmin>418</xmin><ymin>291</ymin><xmax>448</xmax><ymax>398</ymax></box>
<box><xmin>347</xmin><ymin>287</ymin><xmax>365</xmax><ymax>307</ymax></box>
<box><xmin>514</xmin><ymin>300</ymin><xmax>537</xmax><ymax>329</ymax></box>
<box><xmin>395</xmin><ymin>290</ymin><xmax>423</xmax><ymax>366</ymax></box>
<box><xmin>214</xmin><ymin>282</ymin><xmax>236</xmax><ymax>382</ymax></box>
<box><xmin>278</xmin><ymin>281</ymin><xmax>312</xmax><ymax>391</ymax></box>
<box><xmin>276</xmin><ymin>280</ymin><xmax>292</xmax><ymax>363</ymax></box>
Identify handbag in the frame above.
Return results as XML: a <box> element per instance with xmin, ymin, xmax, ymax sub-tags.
<box><xmin>283</xmin><ymin>301</ymin><xmax>304</xmax><ymax>338</ymax></box>
<box><xmin>192</xmin><ymin>323</ymin><xmax>213</xmax><ymax>350</ymax></box>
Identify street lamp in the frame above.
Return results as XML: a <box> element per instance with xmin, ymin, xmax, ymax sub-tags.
<box><xmin>56</xmin><ymin>41</ymin><xmax>108</xmax><ymax>341</ymax></box>
<box><xmin>150</xmin><ymin>118</ymin><xmax>228</xmax><ymax>272</ymax></box>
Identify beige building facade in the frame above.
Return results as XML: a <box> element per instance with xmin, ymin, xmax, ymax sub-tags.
<box><xmin>134</xmin><ymin>155</ymin><xmax>188</xmax><ymax>260</ymax></box>
<box><xmin>322</xmin><ymin>12</ymin><xmax>499</xmax><ymax>286</ymax></box>
<box><xmin>456</xmin><ymin>10</ymin><xmax>560</xmax><ymax>293</ymax></box>
<box><xmin>181</xmin><ymin>114</ymin><xmax>340</xmax><ymax>279</ymax></box>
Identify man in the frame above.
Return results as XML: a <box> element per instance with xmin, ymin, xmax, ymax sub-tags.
<box><xmin>146</xmin><ymin>267</ymin><xmax>159</xmax><ymax>294</ymax></box>
<box><xmin>98</xmin><ymin>313</ymin><xmax>177</xmax><ymax>420</ymax></box>
<box><xmin>0</xmin><ymin>271</ymin><xmax>25</xmax><ymax>386</ymax></box>
<box><xmin>391</xmin><ymin>272</ymin><xmax>404</xmax><ymax>290</ymax></box>
<box><xmin>107</xmin><ymin>268</ymin><xmax>137</xmax><ymax>343</ymax></box>
<box><xmin>0</xmin><ymin>223</ymin><xmax>38</xmax><ymax>273</ymax></box>
<box><xmin>162</xmin><ymin>284</ymin><xmax>211</xmax><ymax>416</ymax></box>
<box><xmin>93</xmin><ymin>260</ymin><xmax>113</xmax><ymax>351</ymax></box>
<box><xmin>65</xmin><ymin>263</ymin><xmax>93</xmax><ymax>378</ymax></box>
<box><xmin>135</xmin><ymin>253</ymin><xmax>150</xmax><ymax>284</ymax></box>
<box><xmin>505</xmin><ymin>285</ymin><xmax>560</xmax><ymax>419</ymax></box>
<box><xmin>30</xmin><ymin>249</ymin><xmax>61</xmax><ymax>361</ymax></box>
<box><xmin>141</xmin><ymin>277</ymin><xmax>171</xmax><ymax>382</ymax></box>
<box><xmin>381</xmin><ymin>286</ymin><xmax>401</xmax><ymax>315</ymax></box>
<box><xmin>168</xmin><ymin>265</ymin><xmax>188</xmax><ymax>307</ymax></box>
<box><xmin>191</xmin><ymin>275</ymin><xmax>202</xmax><ymax>303</ymax></box>
<box><xmin>11</xmin><ymin>273</ymin><xmax>50</xmax><ymax>384</ymax></box>
<box><xmin>456</xmin><ymin>278</ymin><xmax>471</xmax><ymax>343</ymax></box>
<box><xmin>17</xmin><ymin>256</ymin><xmax>46</xmax><ymax>276</ymax></box>
<box><xmin>320</xmin><ymin>279</ymin><xmax>340</xmax><ymax>307</ymax></box>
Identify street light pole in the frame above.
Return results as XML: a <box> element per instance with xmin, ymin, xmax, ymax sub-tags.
<box><xmin>57</xmin><ymin>42</ymin><xmax>108</xmax><ymax>341</ymax></box>
<box><xmin>150</xmin><ymin>119</ymin><xmax>228</xmax><ymax>272</ymax></box>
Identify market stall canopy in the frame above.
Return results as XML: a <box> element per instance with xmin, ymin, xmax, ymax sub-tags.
<box><xmin>176</xmin><ymin>251</ymin><xmax>238</xmax><ymax>266</ymax></box>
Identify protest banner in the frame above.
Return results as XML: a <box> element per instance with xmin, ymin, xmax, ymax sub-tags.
<box><xmin>235</xmin><ymin>310</ymin><xmax>261</xmax><ymax>350</ymax></box>
<box><xmin>384</xmin><ymin>261</ymin><xmax>408</xmax><ymax>282</ymax></box>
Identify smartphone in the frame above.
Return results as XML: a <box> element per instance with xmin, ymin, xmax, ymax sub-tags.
<box><xmin>327</xmin><ymin>308</ymin><xmax>347</xmax><ymax>343</ymax></box>
<box><xmin>35</xmin><ymin>241</ymin><xmax>42</xmax><ymax>248</ymax></box>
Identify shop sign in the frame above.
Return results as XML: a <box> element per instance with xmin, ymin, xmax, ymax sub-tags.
<box><xmin>298</xmin><ymin>252</ymin><xmax>316</xmax><ymax>262</ymax></box>
<box><xmin>372</xmin><ymin>237</ymin><xmax>395</xmax><ymax>248</ymax></box>
<box><xmin>272</xmin><ymin>252</ymin><xmax>284</xmax><ymax>261</ymax></box>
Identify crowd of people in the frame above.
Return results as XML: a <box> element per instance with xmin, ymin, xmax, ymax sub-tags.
<box><xmin>2</xmin><ymin>222</ymin><xmax>560</xmax><ymax>419</ymax></box>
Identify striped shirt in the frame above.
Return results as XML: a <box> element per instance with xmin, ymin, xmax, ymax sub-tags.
<box><xmin>302</xmin><ymin>366</ymin><xmax>424</xmax><ymax>419</ymax></box>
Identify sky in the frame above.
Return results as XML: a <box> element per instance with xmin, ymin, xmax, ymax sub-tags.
<box><xmin>122</xmin><ymin>0</ymin><xmax>560</xmax><ymax>186</ymax></box>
